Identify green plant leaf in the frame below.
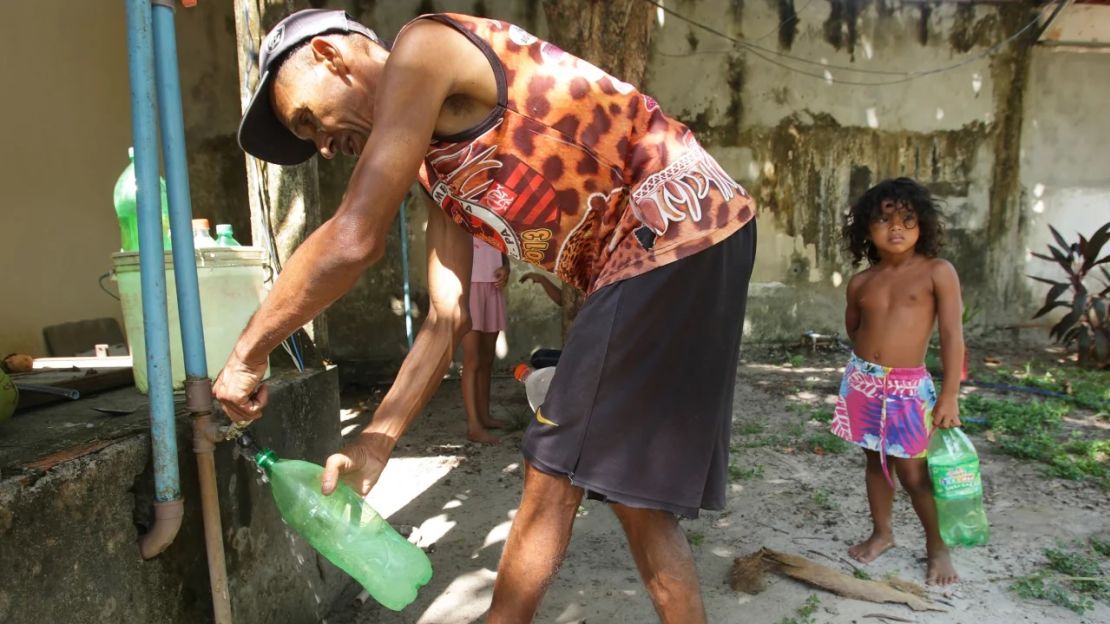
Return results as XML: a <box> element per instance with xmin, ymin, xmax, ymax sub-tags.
<box><xmin>1073</xmin><ymin>293</ymin><xmax>1088</xmax><ymax>316</ymax></box>
<box><xmin>1028</xmin><ymin>274</ymin><xmax>1065</xmax><ymax>286</ymax></box>
<box><xmin>1033</xmin><ymin>300</ymin><xmax>1069</xmax><ymax>319</ymax></box>
<box><xmin>1051</xmin><ymin>311</ymin><xmax>1080</xmax><ymax>341</ymax></box>
<box><xmin>1062</xmin><ymin>324</ymin><xmax>1083</xmax><ymax>346</ymax></box>
<box><xmin>1050</xmin><ymin>225</ymin><xmax>1070</xmax><ymax>252</ymax></box>
<box><xmin>1078</xmin><ymin>331</ymin><xmax>1091</xmax><ymax>361</ymax></box>
<box><xmin>1049</xmin><ymin>245</ymin><xmax>1074</xmax><ymax>274</ymax></box>
<box><xmin>1083</xmin><ymin>222</ymin><xmax>1110</xmax><ymax>271</ymax></box>
<box><xmin>1044</xmin><ymin>282</ymin><xmax>1070</xmax><ymax>305</ymax></box>
<box><xmin>1094</xmin><ymin>331</ymin><xmax>1109</xmax><ymax>363</ymax></box>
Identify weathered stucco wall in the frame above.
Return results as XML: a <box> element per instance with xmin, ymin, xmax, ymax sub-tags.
<box><xmin>645</xmin><ymin>0</ymin><xmax>1045</xmax><ymax>339</ymax></box>
<box><xmin>0</xmin><ymin>370</ymin><xmax>346</xmax><ymax>624</ymax></box>
<box><xmin>1019</xmin><ymin>47</ymin><xmax>1110</xmax><ymax>291</ymax></box>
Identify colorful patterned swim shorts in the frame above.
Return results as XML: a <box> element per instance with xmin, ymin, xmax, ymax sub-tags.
<box><xmin>830</xmin><ymin>353</ymin><xmax>937</xmax><ymax>483</ymax></box>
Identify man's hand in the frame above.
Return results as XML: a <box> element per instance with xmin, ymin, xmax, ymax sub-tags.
<box><xmin>493</xmin><ymin>265</ymin><xmax>510</xmax><ymax>289</ymax></box>
<box><xmin>933</xmin><ymin>394</ymin><xmax>961</xmax><ymax>430</ymax></box>
<box><xmin>519</xmin><ymin>272</ymin><xmax>538</xmax><ymax>284</ymax></box>
<box><xmin>321</xmin><ymin>432</ymin><xmax>396</xmax><ymax>496</ymax></box>
<box><xmin>213</xmin><ymin>354</ymin><xmax>270</xmax><ymax>423</ymax></box>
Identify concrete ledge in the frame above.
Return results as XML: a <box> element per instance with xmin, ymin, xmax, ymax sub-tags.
<box><xmin>0</xmin><ymin>367</ymin><xmax>347</xmax><ymax>624</ymax></box>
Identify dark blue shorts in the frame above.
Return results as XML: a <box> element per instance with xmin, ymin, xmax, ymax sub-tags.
<box><xmin>521</xmin><ymin>221</ymin><xmax>756</xmax><ymax>518</ymax></box>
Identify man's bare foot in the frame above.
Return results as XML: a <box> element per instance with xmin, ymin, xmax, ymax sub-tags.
<box><xmin>481</xmin><ymin>417</ymin><xmax>510</xmax><ymax>430</ymax></box>
<box><xmin>926</xmin><ymin>545</ymin><xmax>959</xmax><ymax>586</ymax></box>
<box><xmin>848</xmin><ymin>531</ymin><xmax>896</xmax><ymax>563</ymax></box>
<box><xmin>466</xmin><ymin>427</ymin><xmax>501</xmax><ymax>445</ymax></box>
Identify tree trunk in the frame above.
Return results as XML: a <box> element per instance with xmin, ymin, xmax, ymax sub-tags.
<box><xmin>233</xmin><ymin>0</ymin><xmax>328</xmax><ymax>361</ymax></box>
<box><xmin>541</xmin><ymin>0</ymin><xmax>655</xmax><ymax>339</ymax></box>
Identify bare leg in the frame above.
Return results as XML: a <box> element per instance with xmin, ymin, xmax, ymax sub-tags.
<box><xmin>462</xmin><ymin>330</ymin><xmax>498</xmax><ymax>444</ymax></box>
<box><xmin>891</xmin><ymin>457</ymin><xmax>959</xmax><ymax>585</ymax></box>
<box><xmin>849</xmin><ymin>449</ymin><xmax>897</xmax><ymax>563</ymax></box>
<box><xmin>489</xmin><ymin>462</ymin><xmax>584</xmax><ymax>623</ymax></box>
<box><xmin>477</xmin><ymin>331</ymin><xmax>507</xmax><ymax>429</ymax></box>
<box><xmin>612</xmin><ymin>504</ymin><xmax>706</xmax><ymax>624</ymax></box>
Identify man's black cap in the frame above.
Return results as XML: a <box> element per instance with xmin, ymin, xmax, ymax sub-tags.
<box><xmin>237</xmin><ymin>9</ymin><xmax>378</xmax><ymax>165</ymax></box>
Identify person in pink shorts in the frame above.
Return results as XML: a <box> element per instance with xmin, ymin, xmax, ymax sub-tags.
<box><xmin>462</xmin><ymin>238</ymin><xmax>510</xmax><ymax>444</ymax></box>
<box><xmin>831</xmin><ymin>178</ymin><xmax>965</xmax><ymax>586</ymax></box>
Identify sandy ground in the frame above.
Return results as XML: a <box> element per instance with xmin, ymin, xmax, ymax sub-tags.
<box><xmin>327</xmin><ymin>347</ymin><xmax>1109</xmax><ymax>624</ymax></box>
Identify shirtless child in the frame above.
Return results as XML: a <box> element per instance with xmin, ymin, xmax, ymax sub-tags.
<box><xmin>830</xmin><ymin>178</ymin><xmax>964</xmax><ymax>585</ymax></box>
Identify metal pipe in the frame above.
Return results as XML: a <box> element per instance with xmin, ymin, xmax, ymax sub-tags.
<box><xmin>125</xmin><ymin>0</ymin><xmax>182</xmax><ymax>556</ymax></box>
<box><xmin>192</xmin><ymin>400</ymin><xmax>233</xmax><ymax>624</ymax></box>
<box><xmin>152</xmin><ymin>0</ymin><xmax>207</xmax><ymax>377</ymax></box>
<box><xmin>151</xmin><ymin>3</ymin><xmax>232</xmax><ymax>622</ymax></box>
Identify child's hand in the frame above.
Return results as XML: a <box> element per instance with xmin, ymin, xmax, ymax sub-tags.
<box><xmin>933</xmin><ymin>394</ymin><xmax>961</xmax><ymax>429</ymax></box>
<box><xmin>493</xmin><ymin>266</ymin><xmax>510</xmax><ymax>289</ymax></box>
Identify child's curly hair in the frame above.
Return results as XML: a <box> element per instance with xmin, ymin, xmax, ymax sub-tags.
<box><xmin>842</xmin><ymin>177</ymin><xmax>944</xmax><ymax>266</ymax></box>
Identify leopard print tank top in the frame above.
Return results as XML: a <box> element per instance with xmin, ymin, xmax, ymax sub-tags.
<box><xmin>414</xmin><ymin>13</ymin><xmax>756</xmax><ymax>294</ymax></box>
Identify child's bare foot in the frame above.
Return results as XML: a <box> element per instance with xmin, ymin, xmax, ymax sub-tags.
<box><xmin>848</xmin><ymin>531</ymin><xmax>896</xmax><ymax>563</ymax></box>
<box><xmin>466</xmin><ymin>427</ymin><xmax>501</xmax><ymax>445</ymax></box>
<box><xmin>481</xmin><ymin>417</ymin><xmax>510</xmax><ymax>430</ymax></box>
<box><xmin>926</xmin><ymin>545</ymin><xmax>959</xmax><ymax>586</ymax></box>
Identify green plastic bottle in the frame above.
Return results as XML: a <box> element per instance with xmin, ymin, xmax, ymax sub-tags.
<box><xmin>927</xmin><ymin>428</ymin><xmax>990</xmax><ymax>546</ymax></box>
<box><xmin>113</xmin><ymin>147</ymin><xmax>171</xmax><ymax>252</ymax></box>
<box><xmin>215</xmin><ymin>223</ymin><xmax>241</xmax><ymax>247</ymax></box>
<box><xmin>254</xmin><ymin>448</ymin><xmax>432</xmax><ymax>611</ymax></box>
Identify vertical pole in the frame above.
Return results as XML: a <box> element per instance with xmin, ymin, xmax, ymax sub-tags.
<box><xmin>125</xmin><ymin>0</ymin><xmax>181</xmax><ymax>506</ymax></box>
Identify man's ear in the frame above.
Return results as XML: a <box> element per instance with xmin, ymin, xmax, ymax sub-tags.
<box><xmin>310</xmin><ymin>36</ymin><xmax>348</xmax><ymax>79</ymax></box>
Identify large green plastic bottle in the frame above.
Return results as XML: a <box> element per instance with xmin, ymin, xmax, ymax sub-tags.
<box><xmin>113</xmin><ymin>147</ymin><xmax>171</xmax><ymax>252</ymax></box>
<box><xmin>254</xmin><ymin>448</ymin><xmax>433</xmax><ymax>611</ymax></box>
<box><xmin>927</xmin><ymin>428</ymin><xmax>990</xmax><ymax>546</ymax></box>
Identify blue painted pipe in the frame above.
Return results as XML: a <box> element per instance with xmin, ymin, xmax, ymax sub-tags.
<box><xmin>125</xmin><ymin>0</ymin><xmax>180</xmax><ymax>503</ymax></box>
<box><xmin>399</xmin><ymin>198</ymin><xmax>414</xmax><ymax>349</ymax></box>
<box><xmin>152</xmin><ymin>1</ymin><xmax>207</xmax><ymax>379</ymax></box>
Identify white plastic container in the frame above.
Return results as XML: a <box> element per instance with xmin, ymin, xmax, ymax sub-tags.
<box><xmin>112</xmin><ymin>247</ymin><xmax>270</xmax><ymax>393</ymax></box>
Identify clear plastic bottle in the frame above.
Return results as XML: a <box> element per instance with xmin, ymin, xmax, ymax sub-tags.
<box><xmin>215</xmin><ymin>224</ymin><xmax>241</xmax><ymax>247</ymax></box>
<box><xmin>113</xmin><ymin>147</ymin><xmax>171</xmax><ymax>251</ymax></box>
<box><xmin>927</xmin><ymin>428</ymin><xmax>990</xmax><ymax>546</ymax></box>
<box><xmin>254</xmin><ymin>448</ymin><xmax>433</xmax><ymax>611</ymax></box>
<box><xmin>513</xmin><ymin>364</ymin><xmax>556</xmax><ymax>413</ymax></box>
<box><xmin>192</xmin><ymin>218</ymin><xmax>218</xmax><ymax>248</ymax></box>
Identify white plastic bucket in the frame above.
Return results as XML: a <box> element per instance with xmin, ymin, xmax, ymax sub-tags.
<box><xmin>112</xmin><ymin>247</ymin><xmax>271</xmax><ymax>393</ymax></box>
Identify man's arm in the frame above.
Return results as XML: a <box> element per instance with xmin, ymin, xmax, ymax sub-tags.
<box><xmin>322</xmin><ymin>200</ymin><xmax>473</xmax><ymax>495</ymax></box>
<box><xmin>932</xmin><ymin>259</ymin><xmax>965</xmax><ymax>429</ymax></box>
<box><xmin>215</xmin><ymin>21</ymin><xmax>465</xmax><ymax>422</ymax></box>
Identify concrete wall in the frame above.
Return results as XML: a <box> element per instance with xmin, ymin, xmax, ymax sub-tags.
<box><xmin>1019</xmin><ymin>46</ymin><xmax>1110</xmax><ymax>293</ymax></box>
<box><xmin>0</xmin><ymin>369</ymin><xmax>346</xmax><ymax>624</ymax></box>
<box><xmin>644</xmin><ymin>0</ymin><xmax>1036</xmax><ymax>338</ymax></box>
<box><xmin>0</xmin><ymin>1</ymin><xmax>247</xmax><ymax>357</ymax></box>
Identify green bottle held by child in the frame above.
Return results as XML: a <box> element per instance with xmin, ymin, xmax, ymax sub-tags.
<box><xmin>927</xmin><ymin>428</ymin><xmax>990</xmax><ymax>546</ymax></box>
<box><xmin>247</xmin><ymin>438</ymin><xmax>432</xmax><ymax>611</ymax></box>
<box><xmin>113</xmin><ymin>147</ymin><xmax>171</xmax><ymax>252</ymax></box>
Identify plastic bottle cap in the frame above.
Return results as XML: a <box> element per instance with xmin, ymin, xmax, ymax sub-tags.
<box><xmin>513</xmin><ymin>363</ymin><xmax>531</xmax><ymax>381</ymax></box>
<box><xmin>192</xmin><ymin>218</ymin><xmax>210</xmax><ymax>230</ymax></box>
<box><xmin>128</xmin><ymin>147</ymin><xmax>134</xmax><ymax>159</ymax></box>
<box><xmin>216</xmin><ymin>224</ymin><xmax>233</xmax><ymax>234</ymax></box>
